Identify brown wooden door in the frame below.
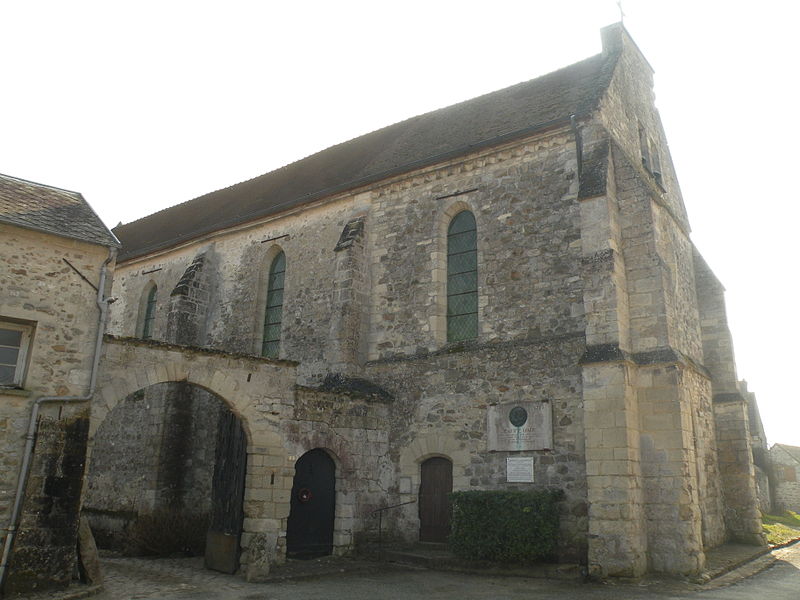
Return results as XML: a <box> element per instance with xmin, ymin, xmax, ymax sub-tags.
<box><xmin>205</xmin><ymin>409</ymin><xmax>247</xmax><ymax>573</ymax></box>
<box><xmin>419</xmin><ymin>457</ymin><xmax>452</xmax><ymax>542</ymax></box>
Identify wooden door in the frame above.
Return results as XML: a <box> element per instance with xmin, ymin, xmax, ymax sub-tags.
<box><xmin>205</xmin><ymin>409</ymin><xmax>247</xmax><ymax>573</ymax></box>
<box><xmin>419</xmin><ymin>457</ymin><xmax>452</xmax><ymax>543</ymax></box>
<box><xmin>286</xmin><ymin>449</ymin><xmax>335</xmax><ymax>558</ymax></box>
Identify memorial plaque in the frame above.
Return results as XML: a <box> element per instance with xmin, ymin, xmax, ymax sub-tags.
<box><xmin>487</xmin><ymin>400</ymin><xmax>552</xmax><ymax>451</ymax></box>
<box><xmin>506</xmin><ymin>457</ymin><xmax>535</xmax><ymax>483</ymax></box>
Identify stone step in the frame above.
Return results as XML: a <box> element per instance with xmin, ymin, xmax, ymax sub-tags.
<box><xmin>377</xmin><ymin>544</ymin><xmax>582</xmax><ymax>580</ymax></box>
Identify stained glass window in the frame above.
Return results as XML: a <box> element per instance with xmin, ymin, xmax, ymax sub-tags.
<box><xmin>447</xmin><ymin>211</ymin><xmax>478</xmax><ymax>342</ymax></box>
<box><xmin>262</xmin><ymin>251</ymin><xmax>285</xmax><ymax>358</ymax></box>
<box><xmin>142</xmin><ymin>285</ymin><xmax>157</xmax><ymax>340</ymax></box>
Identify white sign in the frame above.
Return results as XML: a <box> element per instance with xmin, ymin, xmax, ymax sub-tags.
<box><xmin>506</xmin><ymin>457</ymin><xmax>534</xmax><ymax>483</ymax></box>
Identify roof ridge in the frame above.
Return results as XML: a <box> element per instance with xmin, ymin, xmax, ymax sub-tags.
<box><xmin>117</xmin><ymin>52</ymin><xmax>612</xmax><ymax>232</ymax></box>
<box><xmin>115</xmin><ymin>45</ymin><xmax>620</xmax><ymax>261</ymax></box>
<box><xmin>0</xmin><ymin>172</ymin><xmax>83</xmax><ymax>197</ymax></box>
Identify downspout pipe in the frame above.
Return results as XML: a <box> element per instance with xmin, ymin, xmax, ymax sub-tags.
<box><xmin>0</xmin><ymin>248</ymin><xmax>116</xmax><ymax>591</ymax></box>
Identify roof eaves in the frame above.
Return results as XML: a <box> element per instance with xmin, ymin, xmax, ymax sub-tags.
<box><xmin>116</xmin><ymin>47</ymin><xmax>621</xmax><ymax>263</ymax></box>
<box><xmin>117</xmin><ymin>112</ymin><xmax>588</xmax><ymax>262</ymax></box>
<box><xmin>0</xmin><ymin>215</ymin><xmax>120</xmax><ymax>248</ymax></box>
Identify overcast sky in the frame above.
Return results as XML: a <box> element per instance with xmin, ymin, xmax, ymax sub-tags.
<box><xmin>2</xmin><ymin>1</ymin><xmax>798</xmax><ymax>446</ymax></box>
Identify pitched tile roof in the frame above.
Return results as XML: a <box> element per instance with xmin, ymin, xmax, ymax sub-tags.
<box><xmin>0</xmin><ymin>174</ymin><xmax>119</xmax><ymax>247</ymax></box>
<box><xmin>114</xmin><ymin>38</ymin><xmax>622</xmax><ymax>262</ymax></box>
<box><xmin>774</xmin><ymin>444</ymin><xmax>800</xmax><ymax>464</ymax></box>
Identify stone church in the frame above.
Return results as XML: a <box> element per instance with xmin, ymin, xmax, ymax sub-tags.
<box><xmin>79</xmin><ymin>23</ymin><xmax>764</xmax><ymax>579</ymax></box>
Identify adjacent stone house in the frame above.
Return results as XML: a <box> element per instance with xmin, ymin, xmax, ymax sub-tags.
<box><xmin>771</xmin><ymin>444</ymin><xmax>800</xmax><ymax>513</ymax></box>
<box><xmin>86</xmin><ymin>24</ymin><xmax>765</xmax><ymax>579</ymax></box>
<box><xmin>0</xmin><ymin>174</ymin><xmax>118</xmax><ymax>595</ymax></box>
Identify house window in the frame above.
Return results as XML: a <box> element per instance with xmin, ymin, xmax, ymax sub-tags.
<box><xmin>0</xmin><ymin>321</ymin><xmax>33</xmax><ymax>388</ymax></box>
<box><xmin>262</xmin><ymin>251</ymin><xmax>285</xmax><ymax>358</ymax></box>
<box><xmin>447</xmin><ymin>210</ymin><xmax>478</xmax><ymax>342</ymax></box>
<box><xmin>142</xmin><ymin>285</ymin><xmax>157</xmax><ymax>340</ymax></box>
<box><xmin>784</xmin><ymin>466</ymin><xmax>797</xmax><ymax>483</ymax></box>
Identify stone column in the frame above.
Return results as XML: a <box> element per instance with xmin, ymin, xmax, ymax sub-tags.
<box><xmin>582</xmin><ymin>360</ymin><xmax>648</xmax><ymax>577</ymax></box>
<box><xmin>326</xmin><ymin>216</ymin><xmax>368</xmax><ymax>375</ymax></box>
<box><xmin>579</xmin><ymin>141</ymin><xmax>648</xmax><ymax>577</ymax></box>
<box><xmin>637</xmin><ymin>360</ymin><xmax>705</xmax><ymax>573</ymax></box>
<box><xmin>713</xmin><ymin>398</ymin><xmax>765</xmax><ymax>544</ymax></box>
<box><xmin>695</xmin><ymin>249</ymin><xmax>764</xmax><ymax>545</ymax></box>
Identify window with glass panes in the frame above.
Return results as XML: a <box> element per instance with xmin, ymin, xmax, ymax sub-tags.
<box><xmin>0</xmin><ymin>322</ymin><xmax>32</xmax><ymax>387</ymax></box>
<box><xmin>447</xmin><ymin>211</ymin><xmax>478</xmax><ymax>342</ymax></box>
<box><xmin>262</xmin><ymin>251</ymin><xmax>285</xmax><ymax>358</ymax></box>
<box><xmin>142</xmin><ymin>285</ymin><xmax>157</xmax><ymax>340</ymax></box>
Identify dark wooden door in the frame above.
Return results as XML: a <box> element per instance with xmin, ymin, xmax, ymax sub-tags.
<box><xmin>286</xmin><ymin>449</ymin><xmax>335</xmax><ymax>558</ymax></box>
<box><xmin>205</xmin><ymin>409</ymin><xmax>247</xmax><ymax>573</ymax></box>
<box><xmin>419</xmin><ymin>457</ymin><xmax>452</xmax><ymax>542</ymax></box>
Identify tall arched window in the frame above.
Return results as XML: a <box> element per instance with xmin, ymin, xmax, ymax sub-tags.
<box><xmin>262</xmin><ymin>251</ymin><xmax>285</xmax><ymax>358</ymax></box>
<box><xmin>141</xmin><ymin>284</ymin><xmax>157</xmax><ymax>339</ymax></box>
<box><xmin>447</xmin><ymin>211</ymin><xmax>478</xmax><ymax>342</ymax></box>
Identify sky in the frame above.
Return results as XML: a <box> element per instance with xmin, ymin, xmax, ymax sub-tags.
<box><xmin>2</xmin><ymin>1</ymin><xmax>798</xmax><ymax>446</ymax></box>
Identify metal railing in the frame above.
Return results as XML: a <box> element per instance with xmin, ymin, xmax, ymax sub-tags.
<box><xmin>370</xmin><ymin>500</ymin><xmax>416</xmax><ymax>553</ymax></box>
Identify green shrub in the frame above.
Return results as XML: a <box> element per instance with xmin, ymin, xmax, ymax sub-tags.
<box><xmin>449</xmin><ymin>489</ymin><xmax>563</xmax><ymax>562</ymax></box>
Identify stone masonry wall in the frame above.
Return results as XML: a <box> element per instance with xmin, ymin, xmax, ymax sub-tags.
<box><xmin>366</xmin><ymin>334</ymin><xmax>587</xmax><ymax>562</ymax></box>
<box><xmin>280</xmin><ymin>387</ymin><xmax>391</xmax><ymax>553</ymax></box>
<box><xmin>108</xmin><ymin>131</ymin><xmax>590</xmax><ymax>565</ymax></box>
<box><xmin>771</xmin><ymin>446</ymin><xmax>800</xmax><ymax>512</ymax></box>
<box><xmin>0</xmin><ymin>223</ymin><xmax>111</xmax><ymax>594</ymax></box>
<box><xmin>714</xmin><ymin>399</ymin><xmax>764</xmax><ymax>544</ymax></box>
<box><xmin>83</xmin><ymin>382</ymin><xmax>223</xmax><ymax>550</ymax></box>
<box><xmin>4</xmin><ymin>414</ymin><xmax>89</xmax><ymax>596</ymax></box>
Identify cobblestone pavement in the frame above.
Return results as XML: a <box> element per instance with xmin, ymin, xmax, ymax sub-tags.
<box><xmin>26</xmin><ymin>542</ymin><xmax>800</xmax><ymax>600</ymax></box>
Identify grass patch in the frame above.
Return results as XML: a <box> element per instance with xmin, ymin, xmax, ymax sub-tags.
<box><xmin>762</xmin><ymin>511</ymin><xmax>800</xmax><ymax>545</ymax></box>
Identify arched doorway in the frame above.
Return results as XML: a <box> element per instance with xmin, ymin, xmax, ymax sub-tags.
<box><xmin>286</xmin><ymin>449</ymin><xmax>335</xmax><ymax>558</ymax></box>
<box><xmin>83</xmin><ymin>382</ymin><xmax>247</xmax><ymax>572</ymax></box>
<box><xmin>419</xmin><ymin>457</ymin><xmax>452</xmax><ymax>542</ymax></box>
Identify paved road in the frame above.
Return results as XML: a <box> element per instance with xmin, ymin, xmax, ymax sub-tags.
<box><xmin>90</xmin><ymin>543</ymin><xmax>800</xmax><ymax>600</ymax></box>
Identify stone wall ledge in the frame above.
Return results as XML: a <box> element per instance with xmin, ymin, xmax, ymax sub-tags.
<box><xmin>0</xmin><ymin>387</ymin><xmax>32</xmax><ymax>397</ymax></box>
<box><xmin>712</xmin><ymin>392</ymin><xmax>747</xmax><ymax>404</ymax></box>
<box><xmin>579</xmin><ymin>343</ymin><xmax>711</xmax><ymax>378</ymax></box>
<box><xmin>104</xmin><ymin>334</ymin><xmax>299</xmax><ymax>367</ymax></box>
<box><xmin>366</xmin><ymin>331</ymin><xmax>585</xmax><ymax>366</ymax></box>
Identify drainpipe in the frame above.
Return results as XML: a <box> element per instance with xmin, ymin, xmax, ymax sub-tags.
<box><xmin>0</xmin><ymin>248</ymin><xmax>117</xmax><ymax>590</ymax></box>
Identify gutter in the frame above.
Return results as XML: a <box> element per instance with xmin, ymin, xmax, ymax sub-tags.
<box><xmin>0</xmin><ymin>247</ymin><xmax>117</xmax><ymax>591</ymax></box>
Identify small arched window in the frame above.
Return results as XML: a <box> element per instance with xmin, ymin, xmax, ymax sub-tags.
<box><xmin>141</xmin><ymin>285</ymin><xmax>157</xmax><ymax>340</ymax></box>
<box><xmin>262</xmin><ymin>251</ymin><xmax>286</xmax><ymax>358</ymax></box>
<box><xmin>447</xmin><ymin>211</ymin><xmax>478</xmax><ymax>342</ymax></box>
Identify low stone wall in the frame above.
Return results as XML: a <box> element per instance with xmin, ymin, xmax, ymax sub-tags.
<box><xmin>4</xmin><ymin>414</ymin><xmax>89</xmax><ymax>596</ymax></box>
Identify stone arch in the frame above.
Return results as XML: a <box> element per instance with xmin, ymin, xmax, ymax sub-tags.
<box><xmin>432</xmin><ymin>198</ymin><xmax>487</xmax><ymax>345</ymax></box>
<box><xmin>399</xmin><ymin>431</ymin><xmax>470</xmax><ymax>497</ymax></box>
<box><xmin>89</xmin><ymin>340</ymin><xmax>298</xmax><ymax>577</ymax></box>
<box><xmin>83</xmin><ymin>379</ymin><xmax>247</xmax><ymax>561</ymax></box>
<box><xmin>90</xmin><ymin>367</ymin><xmax>252</xmax><ymax>443</ymax></box>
